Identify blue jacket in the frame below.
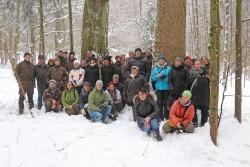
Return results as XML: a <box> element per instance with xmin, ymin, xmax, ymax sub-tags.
<box><xmin>151</xmin><ymin>64</ymin><xmax>171</xmax><ymax>90</ymax></box>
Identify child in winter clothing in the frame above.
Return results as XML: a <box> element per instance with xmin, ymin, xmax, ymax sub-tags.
<box><xmin>61</xmin><ymin>81</ymin><xmax>80</xmax><ymax>115</ymax></box>
<box><xmin>162</xmin><ymin>90</ymin><xmax>195</xmax><ymax>133</ymax></box>
<box><xmin>43</xmin><ymin>80</ymin><xmax>62</xmax><ymax>112</ymax></box>
<box><xmin>133</xmin><ymin>88</ymin><xmax>163</xmax><ymax>141</ymax></box>
<box><xmin>105</xmin><ymin>82</ymin><xmax>123</xmax><ymax>120</ymax></box>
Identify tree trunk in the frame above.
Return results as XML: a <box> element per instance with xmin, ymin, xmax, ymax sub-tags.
<box><xmin>81</xmin><ymin>0</ymin><xmax>109</xmax><ymax>59</ymax></box>
<box><xmin>68</xmin><ymin>0</ymin><xmax>74</xmax><ymax>52</ymax></box>
<box><xmin>39</xmin><ymin>0</ymin><xmax>45</xmax><ymax>57</ymax></box>
<box><xmin>155</xmin><ymin>0</ymin><xmax>186</xmax><ymax>63</ymax></box>
<box><xmin>209</xmin><ymin>0</ymin><xmax>220</xmax><ymax>146</ymax></box>
<box><xmin>14</xmin><ymin>1</ymin><xmax>21</xmax><ymax>65</ymax></box>
<box><xmin>235</xmin><ymin>0</ymin><xmax>242</xmax><ymax>123</ymax></box>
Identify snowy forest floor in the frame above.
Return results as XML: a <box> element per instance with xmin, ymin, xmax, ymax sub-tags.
<box><xmin>0</xmin><ymin>67</ymin><xmax>250</xmax><ymax>167</ymax></box>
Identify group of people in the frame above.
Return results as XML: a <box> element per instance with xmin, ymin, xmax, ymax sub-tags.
<box><xmin>15</xmin><ymin>48</ymin><xmax>210</xmax><ymax>141</ymax></box>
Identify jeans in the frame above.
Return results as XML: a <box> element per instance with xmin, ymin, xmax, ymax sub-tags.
<box><xmin>137</xmin><ymin>118</ymin><xmax>160</xmax><ymax>133</ymax></box>
<box><xmin>37</xmin><ymin>86</ymin><xmax>46</xmax><ymax>109</ymax></box>
<box><xmin>89</xmin><ymin>105</ymin><xmax>112</xmax><ymax>122</ymax></box>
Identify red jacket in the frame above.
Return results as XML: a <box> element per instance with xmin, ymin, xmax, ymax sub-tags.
<box><xmin>169</xmin><ymin>99</ymin><xmax>195</xmax><ymax>127</ymax></box>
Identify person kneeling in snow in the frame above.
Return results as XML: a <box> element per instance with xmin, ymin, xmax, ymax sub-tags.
<box><xmin>87</xmin><ymin>80</ymin><xmax>112</xmax><ymax>123</ymax></box>
<box><xmin>133</xmin><ymin>88</ymin><xmax>163</xmax><ymax>141</ymax></box>
<box><xmin>79</xmin><ymin>82</ymin><xmax>92</xmax><ymax>119</ymax></box>
<box><xmin>43</xmin><ymin>80</ymin><xmax>62</xmax><ymax>112</ymax></box>
<box><xmin>105</xmin><ymin>82</ymin><xmax>123</xmax><ymax>120</ymax></box>
<box><xmin>61</xmin><ymin>81</ymin><xmax>80</xmax><ymax>115</ymax></box>
<box><xmin>162</xmin><ymin>90</ymin><xmax>195</xmax><ymax>133</ymax></box>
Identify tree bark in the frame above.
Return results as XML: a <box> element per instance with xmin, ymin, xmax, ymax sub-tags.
<box><xmin>235</xmin><ymin>0</ymin><xmax>242</xmax><ymax>123</ymax></box>
<box><xmin>209</xmin><ymin>0</ymin><xmax>220</xmax><ymax>146</ymax></box>
<box><xmin>39</xmin><ymin>0</ymin><xmax>45</xmax><ymax>57</ymax></box>
<box><xmin>81</xmin><ymin>0</ymin><xmax>109</xmax><ymax>59</ymax></box>
<box><xmin>155</xmin><ymin>0</ymin><xmax>186</xmax><ymax>63</ymax></box>
<box><xmin>68</xmin><ymin>0</ymin><xmax>74</xmax><ymax>52</ymax></box>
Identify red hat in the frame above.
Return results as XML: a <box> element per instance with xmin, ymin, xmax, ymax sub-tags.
<box><xmin>184</xmin><ymin>56</ymin><xmax>192</xmax><ymax>61</ymax></box>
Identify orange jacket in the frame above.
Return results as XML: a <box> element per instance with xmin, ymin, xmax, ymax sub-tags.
<box><xmin>169</xmin><ymin>100</ymin><xmax>195</xmax><ymax>128</ymax></box>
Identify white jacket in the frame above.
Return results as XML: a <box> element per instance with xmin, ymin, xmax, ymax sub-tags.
<box><xmin>69</xmin><ymin>68</ymin><xmax>85</xmax><ymax>86</ymax></box>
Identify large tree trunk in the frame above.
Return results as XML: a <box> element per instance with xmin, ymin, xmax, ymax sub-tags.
<box><xmin>155</xmin><ymin>0</ymin><xmax>186</xmax><ymax>63</ymax></box>
<box><xmin>235</xmin><ymin>0</ymin><xmax>242</xmax><ymax>123</ymax></box>
<box><xmin>68</xmin><ymin>0</ymin><xmax>74</xmax><ymax>52</ymax></box>
<box><xmin>39</xmin><ymin>0</ymin><xmax>45</xmax><ymax>57</ymax></box>
<box><xmin>209</xmin><ymin>0</ymin><xmax>220</xmax><ymax>146</ymax></box>
<box><xmin>81</xmin><ymin>0</ymin><xmax>109</xmax><ymax>59</ymax></box>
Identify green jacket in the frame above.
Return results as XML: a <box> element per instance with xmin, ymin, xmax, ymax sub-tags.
<box><xmin>88</xmin><ymin>89</ymin><xmax>109</xmax><ymax>112</ymax></box>
<box><xmin>61</xmin><ymin>89</ymin><xmax>79</xmax><ymax>109</ymax></box>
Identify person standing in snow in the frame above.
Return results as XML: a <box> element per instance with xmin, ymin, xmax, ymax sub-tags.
<box><xmin>34</xmin><ymin>55</ymin><xmax>51</xmax><ymax>110</ymax></box>
<box><xmin>50</xmin><ymin>58</ymin><xmax>68</xmax><ymax>91</ymax></box>
<box><xmin>61</xmin><ymin>81</ymin><xmax>80</xmax><ymax>115</ymax></box>
<box><xmin>84</xmin><ymin>57</ymin><xmax>100</xmax><ymax>88</ymax></box>
<box><xmin>162</xmin><ymin>90</ymin><xmax>195</xmax><ymax>133</ymax></box>
<box><xmin>101</xmin><ymin>56</ymin><xmax>116</xmax><ymax>89</ymax></box>
<box><xmin>15</xmin><ymin>52</ymin><xmax>35</xmax><ymax>114</ymax></box>
<box><xmin>133</xmin><ymin>88</ymin><xmax>163</xmax><ymax>141</ymax></box>
<box><xmin>151</xmin><ymin>54</ymin><xmax>172</xmax><ymax>120</ymax></box>
<box><xmin>87</xmin><ymin>80</ymin><xmax>112</xmax><ymax>123</ymax></box>
<box><xmin>68</xmin><ymin>60</ymin><xmax>85</xmax><ymax>94</ymax></box>
<box><xmin>188</xmin><ymin>59</ymin><xmax>210</xmax><ymax>127</ymax></box>
<box><xmin>43</xmin><ymin>80</ymin><xmax>62</xmax><ymax>113</ymax></box>
<box><xmin>123</xmin><ymin>66</ymin><xmax>149</xmax><ymax>107</ymax></box>
<box><xmin>66</xmin><ymin>52</ymin><xmax>76</xmax><ymax>72</ymax></box>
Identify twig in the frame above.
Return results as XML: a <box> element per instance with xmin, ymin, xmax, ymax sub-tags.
<box><xmin>16</xmin><ymin>128</ymin><xmax>20</xmax><ymax>144</ymax></box>
<box><xmin>218</xmin><ymin>65</ymin><xmax>229</xmax><ymax>128</ymax></box>
<box><xmin>142</xmin><ymin>140</ymin><xmax>151</xmax><ymax>157</ymax></box>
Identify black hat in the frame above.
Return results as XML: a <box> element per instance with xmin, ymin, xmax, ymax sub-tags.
<box><xmin>135</xmin><ymin>48</ymin><xmax>142</xmax><ymax>53</ymax></box>
<box><xmin>38</xmin><ymin>55</ymin><xmax>45</xmax><ymax>59</ymax></box>
<box><xmin>104</xmin><ymin>56</ymin><xmax>112</xmax><ymax>62</ymax></box>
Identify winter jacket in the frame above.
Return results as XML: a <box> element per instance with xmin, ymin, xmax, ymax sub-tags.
<box><xmin>169</xmin><ymin>99</ymin><xmax>195</xmax><ymax>128</ymax></box>
<box><xmin>50</xmin><ymin>65</ymin><xmax>68</xmax><ymax>83</ymax></box>
<box><xmin>15</xmin><ymin>60</ymin><xmax>35</xmax><ymax>88</ymax></box>
<box><xmin>68</xmin><ymin>68</ymin><xmax>85</xmax><ymax>87</ymax></box>
<box><xmin>133</xmin><ymin>93</ymin><xmax>160</xmax><ymax>120</ymax></box>
<box><xmin>88</xmin><ymin>89</ymin><xmax>109</xmax><ymax>112</ymax></box>
<box><xmin>79</xmin><ymin>89</ymin><xmax>91</xmax><ymax>109</ymax></box>
<box><xmin>188</xmin><ymin>67</ymin><xmax>210</xmax><ymax>107</ymax></box>
<box><xmin>66</xmin><ymin>58</ymin><xmax>76</xmax><ymax>72</ymax></box>
<box><xmin>127</xmin><ymin>56</ymin><xmax>148</xmax><ymax>76</ymax></box>
<box><xmin>151</xmin><ymin>63</ymin><xmax>171</xmax><ymax>90</ymax></box>
<box><xmin>34</xmin><ymin>63</ymin><xmax>51</xmax><ymax>88</ymax></box>
<box><xmin>61</xmin><ymin>88</ymin><xmax>79</xmax><ymax>109</ymax></box>
<box><xmin>101</xmin><ymin>64</ymin><xmax>116</xmax><ymax>89</ymax></box>
<box><xmin>114</xmin><ymin>63</ymin><xmax>123</xmax><ymax>82</ymax></box>
<box><xmin>105</xmin><ymin>89</ymin><xmax>122</xmax><ymax>105</ymax></box>
<box><xmin>123</xmin><ymin>74</ymin><xmax>149</xmax><ymax>106</ymax></box>
<box><xmin>114</xmin><ymin>82</ymin><xmax>124</xmax><ymax>95</ymax></box>
<box><xmin>58</xmin><ymin>56</ymin><xmax>67</xmax><ymax>69</ymax></box>
<box><xmin>43</xmin><ymin>87</ymin><xmax>61</xmax><ymax>103</ymax></box>
<box><xmin>169</xmin><ymin>64</ymin><xmax>189</xmax><ymax>98</ymax></box>
<box><xmin>84</xmin><ymin>64</ymin><xmax>100</xmax><ymax>88</ymax></box>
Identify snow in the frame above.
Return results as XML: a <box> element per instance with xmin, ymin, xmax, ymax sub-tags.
<box><xmin>0</xmin><ymin>67</ymin><xmax>250</xmax><ymax>167</ymax></box>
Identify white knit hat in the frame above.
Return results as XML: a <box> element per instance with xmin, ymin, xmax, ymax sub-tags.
<box><xmin>95</xmin><ymin>80</ymin><xmax>103</xmax><ymax>86</ymax></box>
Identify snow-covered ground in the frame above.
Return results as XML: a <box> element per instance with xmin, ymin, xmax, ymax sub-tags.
<box><xmin>0</xmin><ymin>67</ymin><xmax>250</xmax><ymax>167</ymax></box>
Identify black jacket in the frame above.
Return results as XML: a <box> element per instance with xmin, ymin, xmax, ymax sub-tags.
<box><xmin>101</xmin><ymin>64</ymin><xmax>116</xmax><ymax>89</ymax></box>
<box><xmin>84</xmin><ymin>64</ymin><xmax>100</xmax><ymax>88</ymax></box>
<box><xmin>35</xmin><ymin>64</ymin><xmax>51</xmax><ymax>88</ymax></box>
<box><xmin>169</xmin><ymin>64</ymin><xmax>189</xmax><ymax>99</ymax></box>
<box><xmin>133</xmin><ymin>93</ymin><xmax>160</xmax><ymax>120</ymax></box>
<box><xmin>127</xmin><ymin>56</ymin><xmax>148</xmax><ymax>76</ymax></box>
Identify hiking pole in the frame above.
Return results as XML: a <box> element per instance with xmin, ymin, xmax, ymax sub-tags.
<box><xmin>7</xmin><ymin>49</ymin><xmax>34</xmax><ymax>118</ymax></box>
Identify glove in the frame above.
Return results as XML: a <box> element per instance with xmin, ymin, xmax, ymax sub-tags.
<box><xmin>177</xmin><ymin>122</ymin><xmax>184</xmax><ymax>129</ymax></box>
